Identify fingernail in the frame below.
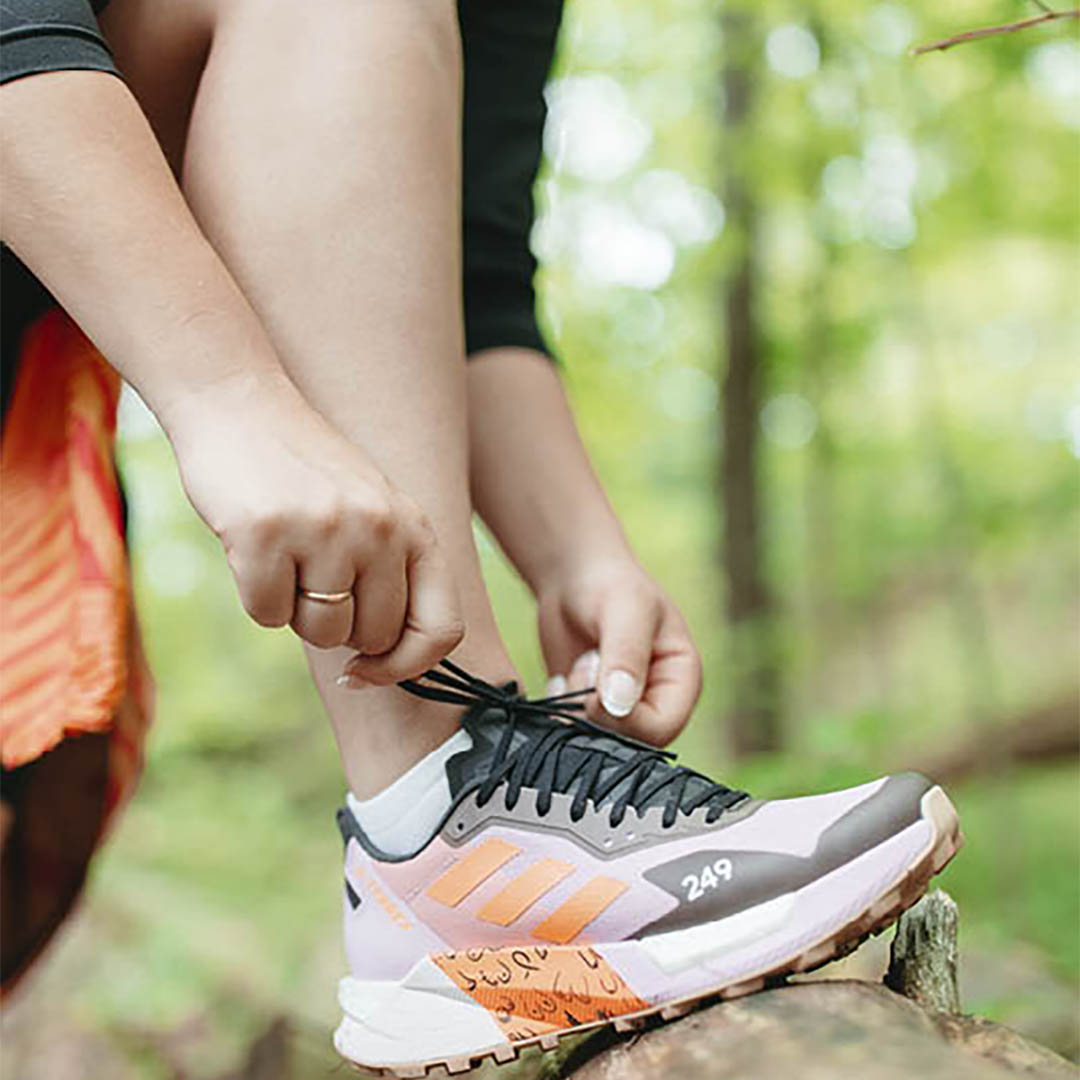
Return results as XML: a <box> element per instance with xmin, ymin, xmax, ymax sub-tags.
<box><xmin>601</xmin><ymin>670</ymin><xmax>640</xmax><ymax>718</ymax></box>
<box><xmin>574</xmin><ymin>650</ymin><xmax>601</xmax><ymax>686</ymax></box>
<box><xmin>337</xmin><ymin>673</ymin><xmax>371</xmax><ymax>689</ymax></box>
<box><xmin>546</xmin><ymin>674</ymin><xmax>568</xmax><ymax>697</ymax></box>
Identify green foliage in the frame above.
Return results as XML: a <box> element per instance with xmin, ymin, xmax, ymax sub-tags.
<box><xmin>937</xmin><ymin>764</ymin><xmax>1080</xmax><ymax>988</ymax></box>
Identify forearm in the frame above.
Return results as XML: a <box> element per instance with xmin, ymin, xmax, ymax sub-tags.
<box><xmin>467</xmin><ymin>347</ymin><xmax>632</xmax><ymax>591</ymax></box>
<box><xmin>0</xmin><ymin>70</ymin><xmax>293</xmax><ymax>431</ymax></box>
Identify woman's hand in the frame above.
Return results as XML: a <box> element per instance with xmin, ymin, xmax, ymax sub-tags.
<box><xmin>164</xmin><ymin>372</ymin><xmax>464</xmax><ymax>683</ymax></box>
<box><xmin>536</xmin><ymin>553</ymin><xmax>702</xmax><ymax>747</ymax></box>
<box><xmin>465</xmin><ymin>349</ymin><xmax>702</xmax><ymax>744</ymax></box>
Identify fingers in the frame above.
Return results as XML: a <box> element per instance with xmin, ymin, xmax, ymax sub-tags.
<box><xmin>594</xmin><ymin>587</ymin><xmax>662</xmax><ymax>721</ymax></box>
<box><xmin>227</xmin><ymin>544</ymin><xmax>297</xmax><ymax>628</ymax></box>
<box><xmin>349</xmin><ymin>549</ymin><xmax>408</xmax><ymax>657</ymax></box>
<box><xmin>343</xmin><ymin>528</ymin><xmax>464</xmax><ymax>685</ymax></box>
<box><xmin>565</xmin><ymin>648</ymin><xmax>600</xmax><ymax>697</ymax></box>
<box><xmin>538</xmin><ymin>592</ymin><xmax>590</xmax><ymax>697</ymax></box>
<box><xmin>625</xmin><ymin>609</ymin><xmax>702</xmax><ymax>746</ymax></box>
<box><xmin>546</xmin><ymin>673</ymin><xmax>569</xmax><ymax>697</ymax></box>
<box><xmin>548</xmin><ymin>589</ymin><xmax>701</xmax><ymax>746</ymax></box>
<box><xmin>227</xmin><ymin>530</ymin><xmax>361</xmax><ymax>647</ymax></box>
<box><xmin>225</xmin><ymin>481</ymin><xmax>462</xmax><ymax>671</ymax></box>
<box><xmin>292</xmin><ymin>553</ymin><xmax>357</xmax><ymax>649</ymax></box>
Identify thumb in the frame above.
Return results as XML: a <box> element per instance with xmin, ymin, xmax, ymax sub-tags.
<box><xmin>596</xmin><ymin>588</ymin><xmax>661</xmax><ymax>719</ymax></box>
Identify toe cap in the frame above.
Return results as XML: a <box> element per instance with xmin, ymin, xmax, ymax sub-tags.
<box><xmin>816</xmin><ymin>771</ymin><xmax>934</xmax><ymax>866</ymax></box>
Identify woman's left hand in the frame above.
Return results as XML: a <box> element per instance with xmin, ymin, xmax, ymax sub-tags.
<box><xmin>535</xmin><ymin>555</ymin><xmax>702</xmax><ymax>747</ymax></box>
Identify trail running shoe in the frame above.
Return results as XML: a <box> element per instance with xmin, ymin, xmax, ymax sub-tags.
<box><xmin>333</xmin><ymin>661</ymin><xmax>962</xmax><ymax>1076</ymax></box>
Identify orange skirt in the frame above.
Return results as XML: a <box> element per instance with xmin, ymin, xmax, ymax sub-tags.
<box><xmin>0</xmin><ymin>309</ymin><xmax>153</xmax><ymax>993</ymax></box>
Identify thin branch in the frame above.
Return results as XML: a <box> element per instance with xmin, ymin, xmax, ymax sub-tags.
<box><xmin>911</xmin><ymin>8</ymin><xmax>1079</xmax><ymax>55</ymax></box>
<box><xmin>1030</xmin><ymin>0</ymin><xmax>1053</xmax><ymax>12</ymax></box>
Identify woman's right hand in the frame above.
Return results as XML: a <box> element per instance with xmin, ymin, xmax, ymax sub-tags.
<box><xmin>161</xmin><ymin>371</ymin><xmax>464</xmax><ymax>684</ymax></box>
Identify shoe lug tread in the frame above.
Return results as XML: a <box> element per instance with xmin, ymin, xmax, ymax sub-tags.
<box><xmin>721</xmin><ymin>976</ymin><xmax>764</xmax><ymax>1000</ymax></box>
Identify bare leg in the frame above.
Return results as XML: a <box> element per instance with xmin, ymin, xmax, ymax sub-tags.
<box><xmin>103</xmin><ymin>0</ymin><xmax>515</xmax><ymax>795</ymax></box>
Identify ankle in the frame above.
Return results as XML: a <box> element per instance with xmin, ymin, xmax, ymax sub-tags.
<box><xmin>304</xmin><ymin>627</ymin><xmax>516</xmax><ymax>794</ymax></box>
<box><xmin>331</xmin><ymin>689</ymin><xmax>459</xmax><ymax>797</ymax></box>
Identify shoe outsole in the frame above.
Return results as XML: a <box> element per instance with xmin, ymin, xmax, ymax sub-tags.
<box><xmin>346</xmin><ymin>785</ymin><xmax>963</xmax><ymax>1078</ymax></box>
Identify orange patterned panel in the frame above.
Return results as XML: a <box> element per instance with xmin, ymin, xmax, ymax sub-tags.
<box><xmin>431</xmin><ymin>945</ymin><xmax>649</xmax><ymax>1042</ymax></box>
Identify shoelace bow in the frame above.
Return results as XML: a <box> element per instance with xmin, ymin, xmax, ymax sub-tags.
<box><xmin>399</xmin><ymin>659</ymin><xmax>747</xmax><ymax>829</ymax></box>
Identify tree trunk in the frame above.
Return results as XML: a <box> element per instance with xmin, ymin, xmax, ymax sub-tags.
<box><xmin>719</xmin><ymin>9</ymin><xmax>781</xmax><ymax>755</ymax></box>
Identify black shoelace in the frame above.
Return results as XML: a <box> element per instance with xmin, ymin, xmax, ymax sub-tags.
<box><xmin>399</xmin><ymin>659</ymin><xmax>747</xmax><ymax>829</ymax></box>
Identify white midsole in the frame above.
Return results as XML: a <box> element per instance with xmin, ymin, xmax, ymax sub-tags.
<box><xmin>335</xmin><ymin>964</ymin><xmax>506</xmax><ymax>1064</ymax></box>
<box><xmin>335</xmin><ymin>815</ymin><xmax>934</xmax><ymax>1067</ymax></box>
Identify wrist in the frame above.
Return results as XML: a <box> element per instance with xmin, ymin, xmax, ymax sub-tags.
<box><xmin>522</xmin><ymin>518</ymin><xmax>637</xmax><ymax>595</ymax></box>
<box><xmin>465</xmin><ymin>347</ymin><xmax>637</xmax><ymax>591</ymax></box>
<box><xmin>154</xmin><ymin>358</ymin><xmax>303</xmax><ymax>451</ymax></box>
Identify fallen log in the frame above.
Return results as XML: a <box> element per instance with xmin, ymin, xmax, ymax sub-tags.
<box><xmin>556</xmin><ymin>892</ymin><xmax>1076</xmax><ymax>1080</ymax></box>
<box><xmin>559</xmin><ymin>979</ymin><xmax>1074</xmax><ymax>1080</ymax></box>
<box><xmin>903</xmin><ymin>696</ymin><xmax>1079</xmax><ymax>786</ymax></box>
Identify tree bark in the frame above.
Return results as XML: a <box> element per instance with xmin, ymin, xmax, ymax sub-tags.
<box><xmin>885</xmin><ymin>890</ymin><xmax>961</xmax><ymax>1013</ymax></box>
<box><xmin>719</xmin><ymin>8</ymin><xmax>781</xmax><ymax>756</ymax></box>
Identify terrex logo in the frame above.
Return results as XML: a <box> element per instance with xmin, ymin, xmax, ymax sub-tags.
<box><xmin>681</xmin><ymin>857</ymin><xmax>734</xmax><ymax>903</ymax></box>
<box><xmin>352</xmin><ymin>864</ymin><xmax>412</xmax><ymax>930</ymax></box>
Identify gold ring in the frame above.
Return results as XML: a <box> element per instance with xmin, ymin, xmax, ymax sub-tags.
<box><xmin>297</xmin><ymin>587</ymin><xmax>353</xmax><ymax>604</ymax></box>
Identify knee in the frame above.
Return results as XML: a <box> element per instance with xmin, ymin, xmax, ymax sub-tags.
<box><xmin>234</xmin><ymin>0</ymin><xmax>461</xmax><ymax>79</ymax></box>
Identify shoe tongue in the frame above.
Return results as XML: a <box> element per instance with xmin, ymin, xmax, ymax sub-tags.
<box><xmin>444</xmin><ymin>702</ymin><xmax>535</xmax><ymax>799</ymax></box>
<box><xmin>444</xmin><ymin>700</ymin><xmax>726</xmax><ymax>816</ymax></box>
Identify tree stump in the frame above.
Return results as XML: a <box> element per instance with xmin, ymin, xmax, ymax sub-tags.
<box><xmin>557</xmin><ymin>890</ymin><xmax>1076</xmax><ymax>1080</ymax></box>
<box><xmin>885</xmin><ymin>890</ymin><xmax>960</xmax><ymax>1012</ymax></box>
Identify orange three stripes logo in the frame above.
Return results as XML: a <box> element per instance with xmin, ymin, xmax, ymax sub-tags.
<box><xmin>424</xmin><ymin>838</ymin><xmax>628</xmax><ymax>945</ymax></box>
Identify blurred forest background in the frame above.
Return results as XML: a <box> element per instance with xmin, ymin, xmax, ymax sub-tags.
<box><xmin>3</xmin><ymin>0</ymin><xmax>1078</xmax><ymax>1076</ymax></box>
